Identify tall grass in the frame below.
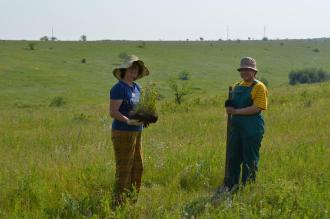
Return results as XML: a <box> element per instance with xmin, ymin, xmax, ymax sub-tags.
<box><xmin>0</xmin><ymin>83</ymin><xmax>329</xmax><ymax>218</ymax></box>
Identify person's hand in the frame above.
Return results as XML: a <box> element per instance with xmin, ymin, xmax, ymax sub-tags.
<box><xmin>225</xmin><ymin>99</ymin><xmax>235</xmax><ymax>107</ymax></box>
<box><xmin>226</xmin><ymin>107</ymin><xmax>237</xmax><ymax>115</ymax></box>
<box><xmin>126</xmin><ymin>119</ymin><xmax>143</xmax><ymax>126</ymax></box>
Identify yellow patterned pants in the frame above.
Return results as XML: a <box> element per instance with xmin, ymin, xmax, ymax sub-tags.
<box><xmin>111</xmin><ymin>130</ymin><xmax>143</xmax><ymax>207</ymax></box>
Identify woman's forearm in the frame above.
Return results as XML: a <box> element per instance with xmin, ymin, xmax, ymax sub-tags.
<box><xmin>110</xmin><ymin>110</ymin><xmax>129</xmax><ymax>123</ymax></box>
<box><xmin>235</xmin><ymin>105</ymin><xmax>261</xmax><ymax>115</ymax></box>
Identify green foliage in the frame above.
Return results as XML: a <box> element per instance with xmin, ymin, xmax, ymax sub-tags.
<box><xmin>289</xmin><ymin>68</ymin><xmax>330</xmax><ymax>85</ymax></box>
<box><xmin>80</xmin><ymin>35</ymin><xmax>87</xmax><ymax>41</ymax></box>
<box><xmin>180</xmin><ymin>161</ymin><xmax>211</xmax><ymax>191</ymax></box>
<box><xmin>138</xmin><ymin>41</ymin><xmax>146</xmax><ymax>48</ymax></box>
<box><xmin>1</xmin><ymin>40</ymin><xmax>330</xmax><ymax>218</ymax></box>
<box><xmin>313</xmin><ymin>48</ymin><xmax>320</xmax><ymax>53</ymax></box>
<box><xmin>28</xmin><ymin>42</ymin><xmax>35</xmax><ymax>50</ymax></box>
<box><xmin>178</xmin><ymin>70</ymin><xmax>190</xmax><ymax>80</ymax></box>
<box><xmin>135</xmin><ymin>84</ymin><xmax>158</xmax><ymax>114</ymax></box>
<box><xmin>40</xmin><ymin>36</ymin><xmax>49</xmax><ymax>41</ymax></box>
<box><xmin>49</xmin><ymin>96</ymin><xmax>66</xmax><ymax>107</ymax></box>
<box><xmin>0</xmin><ymin>83</ymin><xmax>330</xmax><ymax>218</ymax></box>
<box><xmin>73</xmin><ymin>113</ymin><xmax>90</xmax><ymax>122</ymax></box>
<box><xmin>168</xmin><ymin>79</ymin><xmax>191</xmax><ymax>104</ymax></box>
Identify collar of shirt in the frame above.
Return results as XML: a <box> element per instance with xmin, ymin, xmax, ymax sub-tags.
<box><xmin>119</xmin><ymin>80</ymin><xmax>136</xmax><ymax>90</ymax></box>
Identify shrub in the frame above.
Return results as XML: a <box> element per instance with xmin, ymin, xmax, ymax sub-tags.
<box><xmin>168</xmin><ymin>79</ymin><xmax>191</xmax><ymax>104</ymax></box>
<box><xmin>81</xmin><ymin>58</ymin><xmax>86</xmax><ymax>63</ymax></box>
<box><xmin>313</xmin><ymin>48</ymin><xmax>320</xmax><ymax>53</ymax></box>
<box><xmin>178</xmin><ymin>71</ymin><xmax>190</xmax><ymax>80</ymax></box>
<box><xmin>49</xmin><ymin>96</ymin><xmax>66</xmax><ymax>107</ymax></box>
<box><xmin>40</xmin><ymin>36</ymin><xmax>49</xmax><ymax>41</ymax></box>
<box><xmin>80</xmin><ymin>35</ymin><xmax>87</xmax><ymax>41</ymax></box>
<box><xmin>289</xmin><ymin>68</ymin><xmax>330</xmax><ymax>85</ymax></box>
<box><xmin>138</xmin><ymin>41</ymin><xmax>146</xmax><ymax>48</ymax></box>
<box><xmin>28</xmin><ymin>43</ymin><xmax>35</xmax><ymax>50</ymax></box>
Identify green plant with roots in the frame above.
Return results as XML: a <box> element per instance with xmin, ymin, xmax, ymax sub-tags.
<box><xmin>130</xmin><ymin>84</ymin><xmax>159</xmax><ymax>126</ymax></box>
<box><xmin>135</xmin><ymin>84</ymin><xmax>158</xmax><ymax>114</ymax></box>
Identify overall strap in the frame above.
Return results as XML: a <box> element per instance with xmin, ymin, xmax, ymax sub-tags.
<box><xmin>250</xmin><ymin>80</ymin><xmax>258</xmax><ymax>87</ymax></box>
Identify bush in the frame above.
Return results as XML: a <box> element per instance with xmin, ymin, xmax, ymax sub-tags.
<box><xmin>81</xmin><ymin>58</ymin><xmax>86</xmax><ymax>64</ymax></box>
<box><xmin>40</xmin><ymin>36</ymin><xmax>49</xmax><ymax>41</ymax></box>
<box><xmin>178</xmin><ymin>71</ymin><xmax>190</xmax><ymax>80</ymax></box>
<box><xmin>49</xmin><ymin>96</ymin><xmax>66</xmax><ymax>107</ymax></box>
<box><xmin>138</xmin><ymin>41</ymin><xmax>146</xmax><ymax>48</ymax></box>
<box><xmin>28</xmin><ymin>43</ymin><xmax>35</xmax><ymax>50</ymax></box>
<box><xmin>313</xmin><ymin>48</ymin><xmax>320</xmax><ymax>53</ymax></box>
<box><xmin>80</xmin><ymin>35</ymin><xmax>87</xmax><ymax>41</ymax></box>
<box><xmin>168</xmin><ymin>79</ymin><xmax>191</xmax><ymax>104</ymax></box>
<box><xmin>289</xmin><ymin>68</ymin><xmax>330</xmax><ymax>85</ymax></box>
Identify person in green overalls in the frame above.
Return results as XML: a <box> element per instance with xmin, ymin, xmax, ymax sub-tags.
<box><xmin>225</xmin><ymin>57</ymin><xmax>268</xmax><ymax>191</ymax></box>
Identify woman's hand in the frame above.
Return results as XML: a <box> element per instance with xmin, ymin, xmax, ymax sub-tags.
<box><xmin>226</xmin><ymin>107</ymin><xmax>237</xmax><ymax>115</ymax></box>
<box><xmin>126</xmin><ymin>119</ymin><xmax>143</xmax><ymax>126</ymax></box>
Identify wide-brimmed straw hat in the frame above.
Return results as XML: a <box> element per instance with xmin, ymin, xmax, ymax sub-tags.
<box><xmin>237</xmin><ymin>57</ymin><xmax>258</xmax><ymax>72</ymax></box>
<box><xmin>112</xmin><ymin>55</ymin><xmax>149</xmax><ymax>80</ymax></box>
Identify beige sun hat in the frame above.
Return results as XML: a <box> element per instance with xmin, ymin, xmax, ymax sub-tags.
<box><xmin>237</xmin><ymin>57</ymin><xmax>258</xmax><ymax>72</ymax></box>
<box><xmin>112</xmin><ymin>55</ymin><xmax>150</xmax><ymax>80</ymax></box>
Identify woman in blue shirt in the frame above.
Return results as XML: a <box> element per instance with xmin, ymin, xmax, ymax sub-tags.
<box><xmin>109</xmin><ymin>55</ymin><xmax>149</xmax><ymax>208</ymax></box>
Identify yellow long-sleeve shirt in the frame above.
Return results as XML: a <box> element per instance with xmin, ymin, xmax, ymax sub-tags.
<box><xmin>233</xmin><ymin>80</ymin><xmax>268</xmax><ymax>110</ymax></box>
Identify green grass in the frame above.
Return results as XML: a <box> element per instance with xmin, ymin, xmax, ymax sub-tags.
<box><xmin>0</xmin><ymin>40</ymin><xmax>329</xmax><ymax>218</ymax></box>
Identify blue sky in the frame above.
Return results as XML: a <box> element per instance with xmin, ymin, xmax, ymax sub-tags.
<box><xmin>0</xmin><ymin>0</ymin><xmax>329</xmax><ymax>40</ymax></box>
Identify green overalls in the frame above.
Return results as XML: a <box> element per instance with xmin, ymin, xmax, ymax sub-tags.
<box><xmin>227</xmin><ymin>80</ymin><xmax>265</xmax><ymax>188</ymax></box>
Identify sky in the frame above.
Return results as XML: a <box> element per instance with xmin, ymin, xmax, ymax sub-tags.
<box><xmin>0</xmin><ymin>0</ymin><xmax>329</xmax><ymax>41</ymax></box>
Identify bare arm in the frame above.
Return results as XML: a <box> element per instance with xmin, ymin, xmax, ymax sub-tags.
<box><xmin>226</xmin><ymin>105</ymin><xmax>261</xmax><ymax>115</ymax></box>
<box><xmin>109</xmin><ymin>99</ymin><xmax>129</xmax><ymax>123</ymax></box>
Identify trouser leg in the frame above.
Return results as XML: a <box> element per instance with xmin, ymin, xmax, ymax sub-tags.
<box><xmin>227</xmin><ymin>129</ymin><xmax>243</xmax><ymax>189</ymax></box>
<box><xmin>241</xmin><ymin>134</ymin><xmax>263</xmax><ymax>185</ymax></box>
<box><xmin>111</xmin><ymin>130</ymin><xmax>137</xmax><ymax>206</ymax></box>
<box><xmin>130</xmin><ymin>132</ymin><xmax>143</xmax><ymax>201</ymax></box>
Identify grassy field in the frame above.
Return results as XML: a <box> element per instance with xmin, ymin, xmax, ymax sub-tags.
<box><xmin>0</xmin><ymin>40</ymin><xmax>329</xmax><ymax>218</ymax></box>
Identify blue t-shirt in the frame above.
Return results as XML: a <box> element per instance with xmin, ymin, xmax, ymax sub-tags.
<box><xmin>110</xmin><ymin>80</ymin><xmax>143</xmax><ymax>131</ymax></box>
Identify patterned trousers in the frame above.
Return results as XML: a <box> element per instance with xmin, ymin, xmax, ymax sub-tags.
<box><xmin>111</xmin><ymin>130</ymin><xmax>143</xmax><ymax>207</ymax></box>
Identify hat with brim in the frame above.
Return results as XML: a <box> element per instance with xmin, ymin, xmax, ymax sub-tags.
<box><xmin>113</xmin><ymin>55</ymin><xmax>149</xmax><ymax>80</ymax></box>
<box><xmin>237</xmin><ymin>57</ymin><xmax>258</xmax><ymax>72</ymax></box>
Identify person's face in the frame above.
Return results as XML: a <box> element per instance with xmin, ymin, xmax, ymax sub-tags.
<box><xmin>125</xmin><ymin>62</ymin><xmax>140</xmax><ymax>81</ymax></box>
<box><xmin>240</xmin><ymin>68</ymin><xmax>256</xmax><ymax>81</ymax></box>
